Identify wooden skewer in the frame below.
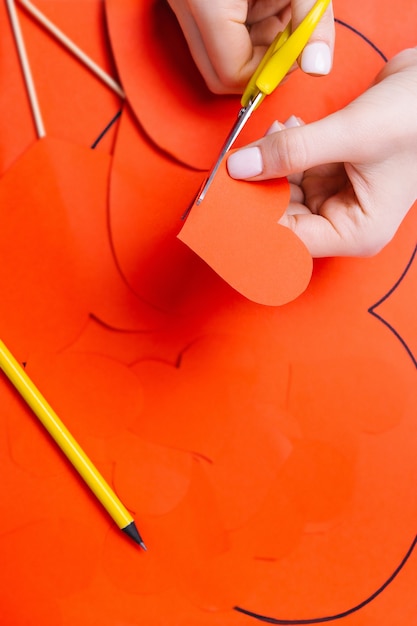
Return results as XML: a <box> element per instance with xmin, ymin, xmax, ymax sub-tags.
<box><xmin>17</xmin><ymin>0</ymin><xmax>125</xmax><ymax>98</ymax></box>
<box><xmin>6</xmin><ymin>0</ymin><xmax>46</xmax><ymax>138</ymax></box>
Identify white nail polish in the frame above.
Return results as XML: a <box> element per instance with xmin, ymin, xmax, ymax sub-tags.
<box><xmin>284</xmin><ymin>115</ymin><xmax>301</xmax><ymax>128</ymax></box>
<box><xmin>227</xmin><ymin>147</ymin><xmax>263</xmax><ymax>179</ymax></box>
<box><xmin>265</xmin><ymin>120</ymin><xmax>283</xmax><ymax>136</ymax></box>
<box><xmin>301</xmin><ymin>42</ymin><xmax>332</xmax><ymax>75</ymax></box>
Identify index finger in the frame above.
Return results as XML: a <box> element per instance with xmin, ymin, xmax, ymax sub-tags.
<box><xmin>191</xmin><ymin>1</ymin><xmax>269</xmax><ymax>92</ymax></box>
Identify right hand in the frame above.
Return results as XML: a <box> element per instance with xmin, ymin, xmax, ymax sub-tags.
<box><xmin>227</xmin><ymin>48</ymin><xmax>417</xmax><ymax>257</ymax></box>
<box><xmin>167</xmin><ymin>0</ymin><xmax>334</xmax><ymax>93</ymax></box>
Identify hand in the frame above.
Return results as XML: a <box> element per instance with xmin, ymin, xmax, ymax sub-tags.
<box><xmin>227</xmin><ymin>49</ymin><xmax>417</xmax><ymax>257</ymax></box>
<box><xmin>167</xmin><ymin>0</ymin><xmax>334</xmax><ymax>93</ymax></box>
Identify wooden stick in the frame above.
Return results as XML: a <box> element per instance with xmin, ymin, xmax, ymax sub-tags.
<box><xmin>18</xmin><ymin>0</ymin><xmax>125</xmax><ymax>99</ymax></box>
<box><xmin>6</xmin><ymin>0</ymin><xmax>46</xmax><ymax>138</ymax></box>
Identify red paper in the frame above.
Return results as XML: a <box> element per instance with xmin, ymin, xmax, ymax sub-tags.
<box><xmin>0</xmin><ymin>138</ymin><xmax>88</xmax><ymax>361</ymax></box>
<box><xmin>108</xmin><ymin>105</ymin><xmax>220</xmax><ymax>315</ymax></box>
<box><xmin>0</xmin><ymin>0</ymin><xmax>417</xmax><ymax>625</ymax></box>
<box><xmin>105</xmin><ymin>0</ymin><xmax>239</xmax><ymax>169</ymax></box>
<box><xmin>178</xmin><ymin>158</ymin><xmax>312</xmax><ymax>305</ymax></box>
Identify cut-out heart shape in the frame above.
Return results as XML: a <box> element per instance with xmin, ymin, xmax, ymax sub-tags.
<box><xmin>178</xmin><ymin>159</ymin><xmax>313</xmax><ymax>306</ymax></box>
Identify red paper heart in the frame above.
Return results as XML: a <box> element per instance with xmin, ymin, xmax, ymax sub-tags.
<box><xmin>178</xmin><ymin>158</ymin><xmax>313</xmax><ymax>305</ymax></box>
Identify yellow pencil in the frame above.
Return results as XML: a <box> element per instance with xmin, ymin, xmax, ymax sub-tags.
<box><xmin>0</xmin><ymin>339</ymin><xmax>146</xmax><ymax>550</ymax></box>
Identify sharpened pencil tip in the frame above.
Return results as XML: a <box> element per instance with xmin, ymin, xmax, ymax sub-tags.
<box><xmin>122</xmin><ymin>520</ymin><xmax>146</xmax><ymax>550</ymax></box>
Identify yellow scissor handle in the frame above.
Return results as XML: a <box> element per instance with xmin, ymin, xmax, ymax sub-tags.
<box><xmin>241</xmin><ymin>0</ymin><xmax>331</xmax><ymax>108</ymax></box>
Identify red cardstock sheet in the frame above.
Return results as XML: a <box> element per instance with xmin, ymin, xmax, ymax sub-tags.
<box><xmin>178</xmin><ymin>158</ymin><xmax>312</xmax><ymax>306</ymax></box>
<box><xmin>0</xmin><ymin>1</ymin><xmax>416</xmax><ymax>625</ymax></box>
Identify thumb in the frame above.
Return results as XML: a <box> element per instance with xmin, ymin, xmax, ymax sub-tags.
<box><xmin>293</xmin><ymin>0</ymin><xmax>335</xmax><ymax>75</ymax></box>
<box><xmin>226</xmin><ymin>100</ymin><xmax>382</xmax><ymax>180</ymax></box>
<box><xmin>226</xmin><ymin>114</ymin><xmax>345</xmax><ymax>180</ymax></box>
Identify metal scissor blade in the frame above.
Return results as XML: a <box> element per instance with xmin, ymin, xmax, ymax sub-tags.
<box><xmin>195</xmin><ymin>91</ymin><xmax>263</xmax><ymax>206</ymax></box>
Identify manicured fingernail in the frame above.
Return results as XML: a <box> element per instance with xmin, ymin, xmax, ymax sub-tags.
<box><xmin>265</xmin><ymin>120</ymin><xmax>283</xmax><ymax>136</ymax></box>
<box><xmin>301</xmin><ymin>42</ymin><xmax>332</xmax><ymax>75</ymax></box>
<box><xmin>284</xmin><ymin>115</ymin><xmax>301</xmax><ymax>128</ymax></box>
<box><xmin>227</xmin><ymin>147</ymin><xmax>263</xmax><ymax>179</ymax></box>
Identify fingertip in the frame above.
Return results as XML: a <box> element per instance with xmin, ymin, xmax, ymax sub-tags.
<box><xmin>284</xmin><ymin>115</ymin><xmax>304</xmax><ymax>128</ymax></box>
<box><xmin>291</xmin><ymin>0</ymin><xmax>335</xmax><ymax>76</ymax></box>
<box><xmin>227</xmin><ymin>147</ymin><xmax>264</xmax><ymax>179</ymax></box>
<box><xmin>300</xmin><ymin>41</ymin><xmax>332</xmax><ymax>75</ymax></box>
<box><xmin>277</xmin><ymin>212</ymin><xmax>341</xmax><ymax>258</ymax></box>
<box><xmin>264</xmin><ymin>120</ymin><xmax>284</xmax><ymax>136</ymax></box>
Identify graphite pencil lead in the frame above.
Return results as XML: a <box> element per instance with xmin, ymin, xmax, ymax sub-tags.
<box><xmin>122</xmin><ymin>520</ymin><xmax>146</xmax><ymax>550</ymax></box>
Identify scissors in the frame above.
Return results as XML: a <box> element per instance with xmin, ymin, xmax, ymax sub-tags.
<box><xmin>195</xmin><ymin>0</ymin><xmax>331</xmax><ymax>206</ymax></box>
